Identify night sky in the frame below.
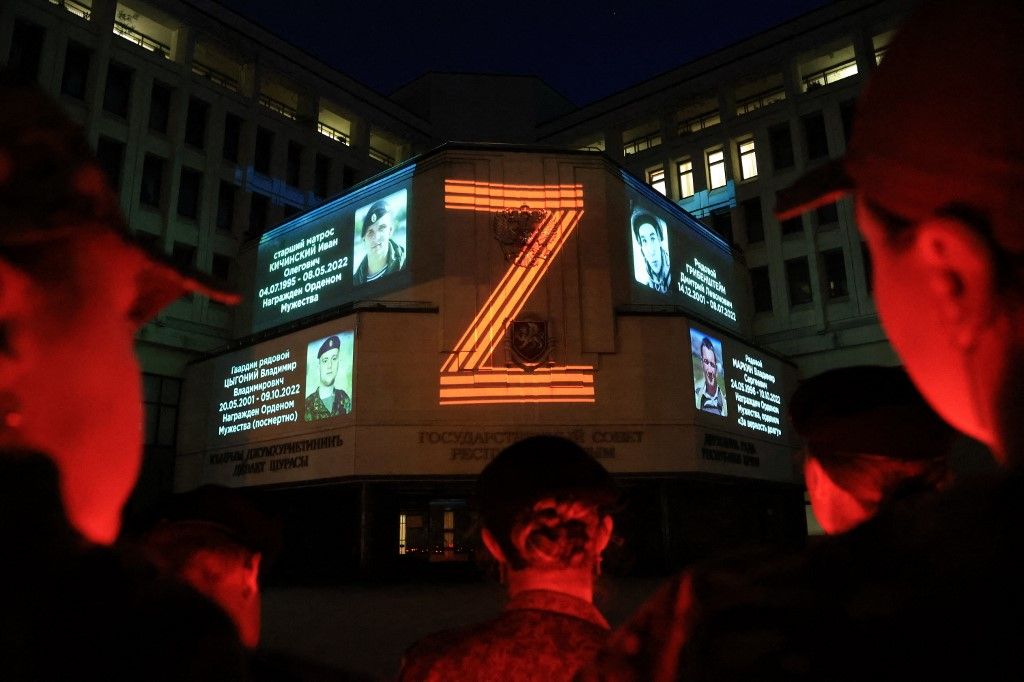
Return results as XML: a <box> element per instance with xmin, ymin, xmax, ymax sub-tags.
<box><xmin>214</xmin><ymin>0</ymin><xmax>833</xmax><ymax>106</ymax></box>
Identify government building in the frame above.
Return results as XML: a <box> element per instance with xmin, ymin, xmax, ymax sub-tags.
<box><xmin>2</xmin><ymin>0</ymin><xmax>920</xmax><ymax>577</ymax></box>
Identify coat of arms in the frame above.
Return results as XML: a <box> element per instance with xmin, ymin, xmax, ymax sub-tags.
<box><xmin>509</xmin><ymin>317</ymin><xmax>552</xmax><ymax>369</ymax></box>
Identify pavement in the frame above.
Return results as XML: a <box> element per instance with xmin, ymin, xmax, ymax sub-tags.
<box><xmin>261</xmin><ymin>575</ymin><xmax>666</xmax><ymax>680</ymax></box>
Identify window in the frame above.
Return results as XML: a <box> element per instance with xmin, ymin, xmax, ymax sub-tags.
<box><xmin>254</xmin><ymin>127</ymin><xmax>274</xmax><ymax>174</ymax></box>
<box><xmin>802</xmin><ymin>112</ymin><xmax>829</xmax><ymax>160</ymax></box>
<box><xmin>103</xmin><ymin>62</ymin><xmax>133</xmax><ymax>118</ymax></box>
<box><xmin>184</xmin><ymin>97</ymin><xmax>209</xmax><ymax>149</ymax></box>
<box><xmin>139</xmin><ymin>154</ymin><xmax>165</xmax><ymax>208</ymax></box>
<box><xmin>314</xmin><ymin>154</ymin><xmax>331</xmax><ymax>197</ymax></box>
<box><xmin>743</xmin><ymin>197</ymin><xmax>764</xmax><ymax>244</ymax></box>
<box><xmin>61</xmin><ymin>42</ymin><xmax>91</xmax><ymax>100</ymax></box>
<box><xmin>171</xmin><ymin>242</ymin><xmax>196</xmax><ymax>269</ymax></box>
<box><xmin>211</xmin><ymin>253</ymin><xmax>232</xmax><ymax>282</ymax></box>
<box><xmin>286</xmin><ymin>141</ymin><xmax>303</xmax><ymax>187</ymax></box>
<box><xmin>751</xmin><ymin>265</ymin><xmax>773</xmax><ymax>313</ymax></box>
<box><xmin>95</xmin><ymin>137</ymin><xmax>125</xmax><ymax>192</ymax></box>
<box><xmin>677</xmin><ymin>159</ymin><xmax>695</xmax><ymax>198</ymax></box>
<box><xmin>342</xmin><ymin>165</ymin><xmax>356</xmax><ymax>190</ymax></box>
<box><xmin>8</xmin><ymin>20</ymin><xmax>45</xmax><ymax>83</ymax></box>
<box><xmin>816</xmin><ymin>202</ymin><xmax>839</xmax><ymax>229</ymax></box>
<box><xmin>398</xmin><ymin>514</ymin><xmax>407</xmax><ymax>555</ymax></box>
<box><xmin>822</xmin><ymin>248</ymin><xmax>849</xmax><ymax>299</ymax></box>
<box><xmin>148</xmin><ymin>81</ymin><xmax>173</xmax><ymax>134</ymax></box>
<box><xmin>707</xmin><ymin>149</ymin><xmax>727</xmax><ymax>190</ymax></box>
<box><xmin>222</xmin><ymin>113</ymin><xmax>242</xmax><ymax>163</ymax></box>
<box><xmin>781</xmin><ymin>215</ymin><xmax>804</xmax><ymax>237</ymax></box>
<box><xmin>799</xmin><ymin>44</ymin><xmax>858</xmax><ymax>91</ymax></box>
<box><xmin>785</xmin><ymin>257</ymin><xmax>813</xmax><ymax>306</ymax></box>
<box><xmin>143</xmin><ymin>374</ymin><xmax>180</xmax><ymax>447</ymax></box>
<box><xmin>768</xmin><ymin>122</ymin><xmax>794</xmax><ymax>171</ymax></box>
<box><xmin>708</xmin><ymin>209</ymin><xmax>733</xmax><ymax>243</ymax></box>
<box><xmin>177</xmin><ymin>168</ymin><xmax>202</xmax><ymax>220</ymax></box>
<box><xmin>623</xmin><ymin>132</ymin><xmax>662</xmax><ymax>156</ymax></box>
<box><xmin>647</xmin><ymin>167</ymin><xmax>666</xmax><ymax>196</ymax></box>
<box><xmin>840</xmin><ymin>99</ymin><xmax>857</xmax><ymax>146</ymax></box>
<box><xmin>216</xmin><ymin>181</ymin><xmax>236</xmax><ymax>232</ymax></box>
<box><xmin>738</xmin><ymin>138</ymin><xmax>758</xmax><ymax>180</ymax></box>
<box><xmin>249</xmin><ymin>193</ymin><xmax>269</xmax><ymax>235</ymax></box>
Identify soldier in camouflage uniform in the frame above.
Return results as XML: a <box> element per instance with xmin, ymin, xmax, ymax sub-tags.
<box><xmin>304</xmin><ymin>335</ymin><xmax>352</xmax><ymax>421</ymax></box>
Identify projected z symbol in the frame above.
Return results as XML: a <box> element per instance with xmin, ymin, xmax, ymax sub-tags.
<box><xmin>440</xmin><ymin>180</ymin><xmax>595</xmax><ymax>405</ymax></box>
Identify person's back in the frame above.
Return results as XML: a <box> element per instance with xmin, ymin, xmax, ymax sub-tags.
<box><xmin>399</xmin><ymin>436</ymin><xmax>618</xmax><ymax>682</ymax></box>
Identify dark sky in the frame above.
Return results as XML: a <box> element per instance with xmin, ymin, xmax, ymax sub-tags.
<box><xmin>216</xmin><ymin>0</ymin><xmax>833</xmax><ymax>106</ymax></box>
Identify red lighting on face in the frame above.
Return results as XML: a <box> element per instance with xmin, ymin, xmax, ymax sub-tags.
<box><xmin>441</xmin><ymin>180</ymin><xmax>594</xmax><ymax>405</ymax></box>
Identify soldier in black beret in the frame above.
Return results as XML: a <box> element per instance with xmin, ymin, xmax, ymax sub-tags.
<box><xmin>790</xmin><ymin>365</ymin><xmax>956</xmax><ymax>533</ymax></box>
<box><xmin>304</xmin><ymin>335</ymin><xmax>351</xmax><ymax>421</ymax></box>
<box><xmin>353</xmin><ymin>198</ymin><xmax>405</xmax><ymax>285</ymax></box>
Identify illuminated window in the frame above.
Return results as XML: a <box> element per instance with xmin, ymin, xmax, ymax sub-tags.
<box><xmin>443</xmin><ymin>510</ymin><xmax>455</xmax><ymax>554</ymax></box>
<box><xmin>799</xmin><ymin>44</ymin><xmax>858</xmax><ymax>92</ymax></box>
<box><xmin>873</xmin><ymin>29</ymin><xmax>896</xmax><ymax>65</ymax></box>
<box><xmin>677</xmin><ymin>159</ymin><xmax>695</xmax><ymax>198</ymax></box>
<box><xmin>369</xmin><ymin>130</ymin><xmax>401</xmax><ymax>167</ymax></box>
<box><xmin>647</xmin><ymin>167</ymin><xmax>667</xmax><ymax>196</ymax></box>
<box><xmin>738</xmin><ymin>138</ymin><xmax>758</xmax><ymax>180</ymax></box>
<box><xmin>317</xmin><ymin>103</ymin><xmax>352</xmax><ymax>146</ymax></box>
<box><xmin>49</xmin><ymin>0</ymin><xmax>93</xmax><ymax>21</ymax></box>
<box><xmin>398</xmin><ymin>514</ymin><xmax>407</xmax><ymax>555</ymax></box>
<box><xmin>577</xmin><ymin>138</ymin><xmax>605</xmax><ymax>152</ymax></box>
<box><xmin>113</xmin><ymin>2</ymin><xmax>176</xmax><ymax>59</ymax></box>
<box><xmin>751</xmin><ymin>265</ymin><xmax>773</xmax><ymax>313</ymax></box>
<box><xmin>707</xmin><ymin>149</ymin><xmax>727</xmax><ymax>190</ymax></box>
<box><xmin>623</xmin><ymin>132</ymin><xmax>662</xmax><ymax>156</ymax></box>
<box><xmin>822</xmin><ymin>248</ymin><xmax>849</xmax><ymax>299</ymax></box>
<box><xmin>785</xmin><ymin>257</ymin><xmax>813</xmax><ymax>306</ymax></box>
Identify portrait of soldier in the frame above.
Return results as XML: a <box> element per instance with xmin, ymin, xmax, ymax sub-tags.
<box><xmin>694</xmin><ymin>335</ymin><xmax>727</xmax><ymax>416</ymax></box>
<box><xmin>353</xmin><ymin>197</ymin><xmax>406</xmax><ymax>286</ymax></box>
<box><xmin>304</xmin><ymin>335</ymin><xmax>352</xmax><ymax>421</ymax></box>
<box><xmin>632</xmin><ymin>209</ymin><xmax>672</xmax><ymax>294</ymax></box>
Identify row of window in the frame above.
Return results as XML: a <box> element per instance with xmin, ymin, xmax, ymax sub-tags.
<box><xmin>645</xmin><ymin>103</ymin><xmax>855</xmax><ymax>203</ymax></box>
<box><xmin>750</xmin><ymin>244</ymin><xmax>872</xmax><ymax>314</ymax></box>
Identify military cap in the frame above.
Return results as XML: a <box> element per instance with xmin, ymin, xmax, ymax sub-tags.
<box><xmin>317</xmin><ymin>335</ymin><xmax>341</xmax><ymax>358</ymax></box>
<box><xmin>154</xmin><ymin>484</ymin><xmax>281</xmax><ymax>559</ymax></box>
<box><xmin>790</xmin><ymin>365</ymin><xmax>957</xmax><ymax>460</ymax></box>
<box><xmin>361</xmin><ymin>199</ymin><xmax>391</xmax><ymax>236</ymax></box>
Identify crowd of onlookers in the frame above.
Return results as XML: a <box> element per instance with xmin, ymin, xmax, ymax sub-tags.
<box><xmin>3</xmin><ymin>0</ymin><xmax>1023</xmax><ymax>679</ymax></box>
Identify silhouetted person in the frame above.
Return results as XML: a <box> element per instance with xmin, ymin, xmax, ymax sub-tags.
<box><xmin>0</xmin><ymin>71</ymin><xmax>246</xmax><ymax>680</ymax></box>
<box><xmin>578</xmin><ymin>2</ymin><xmax>1024</xmax><ymax>679</ymax></box>
<box><xmin>791</xmin><ymin>365</ymin><xmax>956</xmax><ymax>534</ymax></box>
<box><xmin>399</xmin><ymin>436</ymin><xmax>618</xmax><ymax>681</ymax></box>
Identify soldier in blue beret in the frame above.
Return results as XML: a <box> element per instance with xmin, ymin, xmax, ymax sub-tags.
<box><xmin>304</xmin><ymin>335</ymin><xmax>352</xmax><ymax>421</ymax></box>
<box><xmin>353</xmin><ymin>198</ymin><xmax>406</xmax><ymax>285</ymax></box>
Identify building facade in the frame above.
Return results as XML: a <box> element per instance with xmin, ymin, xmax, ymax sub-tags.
<box><xmin>3</xmin><ymin>0</ymin><xmax>918</xmax><ymax>574</ymax></box>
